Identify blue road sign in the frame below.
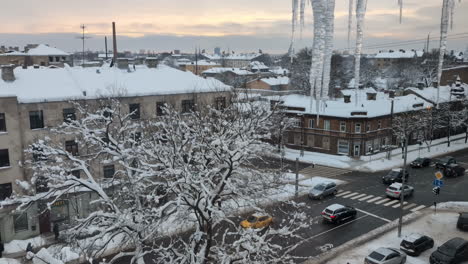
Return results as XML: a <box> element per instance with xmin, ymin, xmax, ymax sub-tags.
<box><xmin>433</xmin><ymin>179</ymin><xmax>444</xmax><ymax>187</ymax></box>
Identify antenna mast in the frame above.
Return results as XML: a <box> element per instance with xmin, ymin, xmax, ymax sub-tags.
<box><xmin>77</xmin><ymin>24</ymin><xmax>91</xmax><ymax>65</ymax></box>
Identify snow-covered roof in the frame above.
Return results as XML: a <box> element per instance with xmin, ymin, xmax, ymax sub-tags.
<box><xmin>271</xmin><ymin>89</ymin><xmax>433</xmax><ymax>118</ymax></box>
<box><xmin>98</xmin><ymin>54</ymin><xmax>113</xmax><ymax>58</ymax></box>
<box><xmin>203</xmin><ymin>67</ymin><xmax>254</xmax><ymax>75</ymax></box>
<box><xmin>0</xmin><ymin>65</ymin><xmax>230</xmax><ymax>103</ymax></box>
<box><xmin>250</xmin><ymin>61</ymin><xmax>269</xmax><ymax>70</ymax></box>
<box><xmin>202</xmin><ymin>53</ymin><xmax>262</xmax><ymax>61</ymax></box>
<box><xmin>0</xmin><ymin>51</ymin><xmax>27</xmax><ymax>56</ymax></box>
<box><xmin>405</xmin><ymin>84</ymin><xmax>468</xmax><ymax>104</ymax></box>
<box><xmin>269</xmin><ymin>67</ymin><xmax>290</xmax><ymax>75</ymax></box>
<box><xmin>179</xmin><ymin>59</ymin><xmax>220</xmax><ymax>66</ymax></box>
<box><xmin>374</xmin><ymin>50</ymin><xmax>424</xmax><ymax>59</ymax></box>
<box><xmin>27</xmin><ymin>44</ymin><xmax>69</xmax><ymax>56</ymax></box>
<box><xmin>260</xmin><ymin>76</ymin><xmax>289</xmax><ymax>86</ymax></box>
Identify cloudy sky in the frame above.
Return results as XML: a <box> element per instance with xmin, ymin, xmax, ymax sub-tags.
<box><xmin>1</xmin><ymin>0</ymin><xmax>467</xmax><ymax>54</ymax></box>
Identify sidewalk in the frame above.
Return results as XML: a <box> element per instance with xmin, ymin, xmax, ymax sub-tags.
<box><xmin>278</xmin><ymin>133</ymin><xmax>468</xmax><ymax>172</ymax></box>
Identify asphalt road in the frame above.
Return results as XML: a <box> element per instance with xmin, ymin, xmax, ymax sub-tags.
<box><xmin>107</xmin><ymin>148</ymin><xmax>468</xmax><ymax>263</ymax></box>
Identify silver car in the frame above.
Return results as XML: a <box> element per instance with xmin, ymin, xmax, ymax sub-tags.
<box><xmin>365</xmin><ymin>247</ymin><xmax>407</xmax><ymax>264</ymax></box>
<box><xmin>385</xmin><ymin>183</ymin><xmax>414</xmax><ymax>199</ymax></box>
<box><xmin>308</xmin><ymin>181</ymin><xmax>337</xmax><ymax>200</ymax></box>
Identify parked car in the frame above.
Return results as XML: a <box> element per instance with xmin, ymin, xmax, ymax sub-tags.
<box><xmin>382</xmin><ymin>169</ymin><xmax>409</xmax><ymax>184</ymax></box>
<box><xmin>430</xmin><ymin>237</ymin><xmax>468</xmax><ymax>264</ymax></box>
<box><xmin>410</xmin><ymin>157</ymin><xmax>431</xmax><ymax>168</ymax></box>
<box><xmin>308</xmin><ymin>181</ymin><xmax>337</xmax><ymax>200</ymax></box>
<box><xmin>457</xmin><ymin>213</ymin><xmax>468</xmax><ymax>231</ymax></box>
<box><xmin>444</xmin><ymin>164</ymin><xmax>466</xmax><ymax>178</ymax></box>
<box><xmin>365</xmin><ymin>247</ymin><xmax>407</xmax><ymax>264</ymax></box>
<box><xmin>321</xmin><ymin>204</ymin><xmax>356</xmax><ymax>224</ymax></box>
<box><xmin>435</xmin><ymin>156</ymin><xmax>457</xmax><ymax>169</ymax></box>
<box><xmin>385</xmin><ymin>183</ymin><xmax>414</xmax><ymax>199</ymax></box>
<box><xmin>400</xmin><ymin>233</ymin><xmax>434</xmax><ymax>256</ymax></box>
<box><xmin>240</xmin><ymin>214</ymin><xmax>273</xmax><ymax>229</ymax></box>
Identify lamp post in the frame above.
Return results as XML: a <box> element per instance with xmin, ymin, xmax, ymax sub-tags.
<box><xmin>398</xmin><ymin>134</ymin><xmax>409</xmax><ymax>237</ymax></box>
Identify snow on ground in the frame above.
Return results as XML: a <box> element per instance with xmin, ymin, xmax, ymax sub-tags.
<box><xmin>325</xmin><ymin>206</ymin><xmax>468</xmax><ymax>264</ymax></box>
<box><xmin>4</xmin><ymin>236</ymin><xmax>47</xmax><ymax>254</ymax></box>
<box><xmin>280</xmin><ymin>133</ymin><xmax>468</xmax><ymax>172</ymax></box>
<box><xmin>281</xmin><ymin>173</ymin><xmax>346</xmax><ymax>187</ymax></box>
<box><xmin>0</xmin><ymin>259</ymin><xmax>21</xmax><ymax>264</ymax></box>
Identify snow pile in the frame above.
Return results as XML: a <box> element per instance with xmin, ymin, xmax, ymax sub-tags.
<box><xmin>27</xmin><ymin>44</ymin><xmax>69</xmax><ymax>56</ymax></box>
<box><xmin>32</xmin><ymin>248</ymin><xmax>63</xmax><ymax>264</ymax></box>
<box><xmin>261</xmin><ymin>76</ymin><xmax>289</xmax><ymax>86</ymax></box>
<box><xmin>4</xmin><ymin>236</ymin><xmax>46</xmax><ymax>254</ymax></box>
<box><xmin>325</xmin><ymin>210</ymin><xmax>467</xmax><ymax>264</ymax></box>
<box><xmin>436</xmin><ymin>201</ymin><xmax>468</xmax><ymax>211</ymax></box>
<box><xmin>0</xmin><ymin>259</ymin><xmax>21</xmax><ymax>264</ymax></box>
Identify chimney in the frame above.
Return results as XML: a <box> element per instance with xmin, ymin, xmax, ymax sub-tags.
<box><xmin>1</xmin><ymin>65</ymin><xmax>15</xmax><ymax>82</ymax></box>
<box><xmin>417</xmin><ymin>82</ymin><xmax>425</xmax><ymax>89</ymax></box>
<box><xmin>344</xmin><ymin>95</ymin><xmax>351</xmax><ymax>103</ymax></box>
<box><xmin>366</xmin><ymin>92</ymin><xmax>376</xmax><ymax>100</ymax></box>
<box><xmin>117</xmin><ymin>58</ymin><xmax>129</xmax><ymax>69</ymax></box>
<box><xmin>145</xmin><ymin>57</ymin><xmax>159</xmax><ymax>68</ymax></box>
<box><xmin>112</xmin><ymin>22</ymin><xmax>118</xmax><ymax>61</ymax></box>
<box><xmin>389</xmin><ymin>90</ymin><xmax>395</xmax><ymax>98</ymax></box>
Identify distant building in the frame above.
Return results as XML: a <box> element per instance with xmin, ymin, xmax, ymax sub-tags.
<box><xmin>248</xmin><ymin>61</ymin><xmax>269</xmax><ymax>73</ymax></box>
<box><xmin>202</xmin><ymin>67</ymin><xmax>256</xmax><ymax>87</ymax></box>
<box><xmin>201</xmin><ymin>52</ymin><xmax>263</xmax><ymax>68</ymax></box>
<box><xmin>246</xmin><ymin>76</ymin><xmax>290</xmax><ymax>91</ymax></box>
<box><xmin>0</xmin><ymin>44</ymin><xmax>70</xmax><ymax>67</ymax></box>
<box><xmin>214</xmin><ymin>47</ymin><xmax>221</xmax><ymax>55</ymax></box>
<box><xmin>178</xmin><ymin>59</ymin><xmax>221</xmax><ymax>75</ymax></box>
<box><xmin>372</xmin><ymin>49</ymin><xmax>424</xmax><ymax>69</ymax></box>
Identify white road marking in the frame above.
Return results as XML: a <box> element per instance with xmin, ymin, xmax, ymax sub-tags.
<box><xmin>359</xmin><ymin>194</ymin><xmax>374</xmax><ymax>201</ymax></box>
<box><xmin>392</xmin><ymin>201</ymin><xmax>408</xmax><ymax>208</ymax></box>
<box><xmin>343</xmin><ymin>192</ymin><xmax>360</xmax><ymax>199</ymax></box>
<box><xmin>303</xmin><ymin>215</ymin><xmax>368</xmax><ymax>242</ymax></box>
<box><xmin>350</xmin><ymin>194</ymin><xmax>367</xmax><ymax>200</ymax></box>
<box><xmin>367</xmin><ymin>196</ymin><xmax>382</xmax><ymax>203</ymax></box>
<box><xmin>355</xmin><ymin>208</ymin><xmax>392</xmax><ymax>223</ymax></box>
<box><xmin>411</xmin><ymin>205</ymin><xmax>426</xmax><ymax>212</ymax></box>
<box><xmin>336</xmin><ymin>191</ymin><xmax>351</xmax><ymax>197</ymax></box>
<box><xmin>403</xmin><ymin>203</ymin><xmax>418</xmax><ymax>210</ymax></box>
<box><xmin>384</xmin><ymin>200</ymin><xmax>400</xmax><ymax>206</ymax></box>
<box><xmin>374</xmin><ymin>198</ymin><xmax>390</xmax><ymax>205</ymax></box>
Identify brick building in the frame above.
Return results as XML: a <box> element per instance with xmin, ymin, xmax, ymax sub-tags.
<box><xmin>0</xmin><ymin>44</ymin><xmax>70</xmax><ymax>67</ymax></box>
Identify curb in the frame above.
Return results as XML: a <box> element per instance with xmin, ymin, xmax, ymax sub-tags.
<box><xmin>302</xmin><ymin>210</ymin><xmax>424</xmax><ymax>264</ymax></box>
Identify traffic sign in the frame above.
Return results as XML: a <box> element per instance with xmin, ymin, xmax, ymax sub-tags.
<box><xmin>433</xmin><ymin>179</ymin><xmax>444</xmax><ymax>187</ymax></box>
<box><xmin>435</xmin><ymin>171</ymin><xmax>444</xmax><ymax>180</ymax></box>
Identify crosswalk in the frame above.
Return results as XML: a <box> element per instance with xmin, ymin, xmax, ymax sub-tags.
<box><xmin>335</xmin><ymin>190</ymin><xmax>427</xmax><ymax>212</ymax></box>
<box><xmin>300</xmin><ymin>165</ymin><xmax>351</xmax><ymax>179</ymax></box>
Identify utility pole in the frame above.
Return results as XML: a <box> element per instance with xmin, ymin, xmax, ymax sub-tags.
<box><xmin>426</xmin><ymin>33</ymin><xmax>431</xmax><ymax>52</ymax></box>
<box><xmin>397</xmin><ymin>135</ymin><xmax>409</xmax><ymax>238</ymax></box>
<box><xmin>104</xmin><ymin>36</ymin><xmax>108</xmax><ymax>60</ymax></box>
<box><xmin>77</xmin><ymin>24</ymin><xmax>91</xmax><ymax>65</ymax></box>
<box><xmin>195</xmin><ymin>47</ymin><xmax>199</xmax><ymax>75</ymax></box>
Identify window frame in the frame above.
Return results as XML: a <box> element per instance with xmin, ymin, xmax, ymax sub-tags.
<box><xmin>156</xmin><ymin>102</ymin><xmax>166</xmax><ymax>116</ymax></box>
<box><xmin>378</xmin><ymin>120</ymin><xmax>382</xmax><ymax>129</ymax></box>
<box><xmin>65</xmin><ymin>140</ymin><xmax>79</xmax><ymax>156</ymax></box>
<box><xmin>337</xmin><ymin>140</ymin><xmax>349</xmax><ymax>155</ymax></box>
<box><xmin>0</xmin><ymin>149</ymin><xmax>10</xmax><ymax>167</ymax></box>
<box><xmin>0</xmin><ymin>113</ymin><xmax>6</xmax><ymax>132</ymax></box>
<box><xmin>355</xmin><ymin>123</ymin><xmax>362</xmax><ymax>133</ymax></box>
<box><xmin>181</xmin><ymin>99</ymin><xmax>195</xmax><ymax>113</ymax></box>
<box><xmin>324</xmin><ymin>120</ymin><xmax>330</xmax><ymax>131</ymax></box>
<box><xmin>62</xmin><ymin>108</ymin><xmax>76</xmax><ymax>123</ymax></box>
<box><xmin>215</xmin><ymin>97</ymin><xmax>226</xmax><ymax>110</ymax></box>
<box><xmin>14</xmin><ymin>213</ymin><xmax>28</xmax><ymax>233</ymax></box>
<box><xmin>309</xmin><ymin>119</ymin><xmax>315</xmax><ymax>128</ymax></box>
<box><xmin>29</xmin><ymin>110</ymin><xmax>44</xmax><ymax>129</ymax></box>
<box><xmin>103</xmin><ymin>165</ymin><xmax>115</xmax><ymax>179</ymax></box>
<box><xmin>339</xmin><ymin>121</ymin><xmax>346</xmax><ymax>132</ymax></box>
<box><xmin>129</xmin><ymin>103</ymin><xmax>141</xmax><ymax>120</ymax></box>
<box><xmin>0</xmin><ymin>183</ymin><xmax>12</xmax><ymax>200</ymax></box>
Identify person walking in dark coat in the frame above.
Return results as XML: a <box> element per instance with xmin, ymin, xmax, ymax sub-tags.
<box><xmin>0</xmin><ymin>241</ymin><xmax>4</xmax><ymax>258</ymax></box>
<box><xmin>53</xmin><ymin>223</ymin><xmax>60</xmax><ymax>241</ymax></box>
<box><xmin>26</xmin><ymin>242</ymin><xmax>33</xmax><ymax>253</ymax></box>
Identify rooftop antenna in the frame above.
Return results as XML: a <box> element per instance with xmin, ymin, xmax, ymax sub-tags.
<box><xmin>76</xmin><ymin>24</ymin><xmax>91</xmax><ymax>65</ymax></box>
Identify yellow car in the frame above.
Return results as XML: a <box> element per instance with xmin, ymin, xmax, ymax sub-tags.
<box><xmin>240</xmin><ymin>214</ymin><xmax>273</xmax><ymax>229</ymax></box>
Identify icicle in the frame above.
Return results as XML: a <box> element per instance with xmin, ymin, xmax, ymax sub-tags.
<box><xmin>309</xmin><ymin>0</ymin><xmax>326</xmax><ymax>115</ymax></box>
<box><xmin>436</xmin><ymin>0</ymin><xmax>450</xmax><ymax>105</ymax></box>
<box><xmin>398</xmin><ymin>0</ymin><xmax>403</xmax><ymax>24</ymax></box>
<box><xmin>289</xmin><ymin>0</ymin><xmax>299</xmax><ymax>62</ymax></box>
<box><xmin>299</xmin><ymin>0</ymin><xmax>306</xmax><ymax>37</ymax></box>
<box><xmin>354</xmin><ymin>0</ymin><xmax>368</xmax><ymax>106</ymax></box>
<box><xmin>348</xmin><ymin>0</ymin><xmax>354</xmax><ymax>49</ymax></box>
<box><xmin>321</xmin><ymin>0</ymin><xmax>336</xmax><ymax>101</ymax></box>
<box><xmin>449</xmin><ymin>0</ymin><xmax>455</xmax><ymax>30</ymax></box>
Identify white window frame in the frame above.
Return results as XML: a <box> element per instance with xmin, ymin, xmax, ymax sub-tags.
<box><xmin>377</xmin><ymin>120</ymin><xmax>382</xmax><ymax>129</ymax></box>
<box><xmin>340</xmin><ymin>121</ymin><xmax>346</xmax><ymax>132</ymax></box>
<box><xmin>337</xmin><ymin>140</ymin><xmax>349</xmax><ymax>154</ymax></box>
<box><xmin>294</xmin><ymin>118</ymin><xmax>302</xmax><ymax>127</ymax></box>
<box><xmin>309</xmin><ymin>119</ymin><xmax>315</xmax><ymax>128</ymax></box>
<box><xmin>324</xmin><ymin>120</ymin><xmax>331</xmax><ymax>131</ymax></box>
<box><xmin>355</xmin><ymin>123</ymin><xmax>361</xmax><ymax>133</ymax></box>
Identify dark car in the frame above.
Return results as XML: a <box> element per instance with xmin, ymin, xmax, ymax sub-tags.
<box><xmin>430</xmin><ymin>237</ymin><xmax>468</xmax><ymax>264</ymax></box>
<box><xmin>435</xmin><ymin>156</ymin><xmax>457</xmax><ymax>169</ymax></box>
<box><xmin>321</xmin><ymin>204</ymin><xmax>357</xmax><ymax>224</ymax></box>
<box><xmin>457</xmin><ymin>213</ymin><xmax>468</xmax><ymax>231</ymax></box>
<box><xmin>410</xmin><ymin>157</ymin><xmax>431</xmax><ymax>168</ymax></box>
<box><xmin>382</xmin><ymin>169</ymin><xmax>409</xmax><ymax>184</ymax></box>
<box><xmin>400</xmin><ymin>233</ymin><xmax>434</xmax><ymax>256</ymax></box>
<box><xmin>444</xmin><ymin>164</ymin><xmax>466</xmax><ymax>178</ymax></box>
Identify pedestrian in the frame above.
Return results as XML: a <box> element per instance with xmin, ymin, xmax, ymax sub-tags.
<box><xmin>311</xmin><ymin>161</ymin><xmax>315</xmax><ymax>168</ymax></box>
<box><xmin>53</xmin><ymin>222</ymin><xmax>60</xmax><ymax>241</ymax></box>
<box><xmin>26</xmin><ymin>242</ymin><xmax>33</xmax><ymax>253</ymax></box>
<box><xmin>0</xmin><ymin>241</ymin><xmax>4</xmax><ymax>258</ymax></box>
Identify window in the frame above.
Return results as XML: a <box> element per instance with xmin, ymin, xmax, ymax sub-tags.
<box><xmin>337</xmin><ymin>140</ymin><xmax>349</xmax><ymax>154</ymax></box>
<box><xmin>63</xmin><ymin>108</ymin><xmax>76</xmax><ymax>122</ymax></box>
<box><xmin>48</xmin><ymin>56</ymin><xmax>53</xmax><ymax>62</ymax></box>
<box><xmin>366</xmin><ymin>123</ymin><xmax>370</xmax><ymax>132</ymax></box>
<box><xmin>156</xmin><ymin>102</ymin><xmax>166</xmax><ymax>116</ymax></box>
<box><xmin>294</xmin><ymin>118</ymin><xmax>302</xmax><ymax>127</ymax></box>
<box><xmin>339</xmin><ymin>121</ymin><xmax>346</xmax><ymax>132</ymax></box>
<box><xmin>323</xmin><ymin>137</ymin><xmax>330</xmax><ymax>150</ymax></box>
<box><xmin>14</xmin><ymin>213</ymin><xmax>28</xmax><ymax>232</ymax></box>
<box><xmin>355</xmin><ymin>123</ymin><xmax>361</xmax><ymax>133</ymax></box>
<box><xmin>309</xmin><ymin>119</ymin><xmax>315</xmax><ymax>128</ymax></box>
<box><xmin>182</xmin><ymin>99</ymin><xmax>195</xmax><ymax>113</ymax></box>
<box><xmin>378</xmin><ymin>121</ymin><xmax>382</xmax><ymax>129</ymax></box>
<box><xmin>29</xmin><ymin>110</ymin><xmax>44</xmax><ymax>129</ymax></box>
<box><xmin>65</xmin><ymin>140</ymin><xmax>79</xmax><ymax>156</ymax></box>
<box><xmin>324</xmin><ymin>120</ymin><xmax>330</xmax><ymax>131</ymax></box>
<box><xmin>0</xmin><ymin>183</ymin><xmax>12</xmax><ymax>200</ymax></box>
<box><xmin>0</xmin><ymin>113</ymin><xmax>6</xmax><ymax>132</ymax></box>
<box><xmin>103</xmin><ymin>106</ymin><xmax>112</xmax><ymax>119</ymax></box>
<box><xmin>103</xmin><ymin>165</ymin><xmax>115</xmax><ymax>178</ymax></box>
<box><xmin>55</xmin><ymin>56</ymin><xmax>60</xmax><ymax>62</ymax></box>
<box><xmin>0</xmin><ymin>149</ymin><xmax>10</xmax><ymax>167</ymax></box>
<box><xmin>215</xmin><ymin>97</ymin><xmax>226</xmax><ymax>110</ymax></box>
<box><xmin>129</xmin><ymin>104</ymin><xmax>140</xmax><ymax>120</ymax></box>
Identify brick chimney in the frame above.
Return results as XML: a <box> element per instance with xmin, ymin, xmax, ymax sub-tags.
<box><xmin>1</xmin><ymin>65</ymin><xmax>15</xmax><ymax>82</ymax></box>
<box><xmin>389</xmin><ymin>90</ymin><xmax>395</xmax><ymax>98</ymax></box>
<box><xmin>344</xmin><ymin>95</ymin><xmax>351</xmax><ymax>103</ymax></box>
<box><xmin>366</xmin><ymin>92</ymin><xmax>377</xmax><ymax>100</ymax></box>
<box><xmin>145</xmin><ymin>57</ymin><xmax>158</xmax><ymax>68</ymax></box>
<box><xmin>117</xmin><ymin>58</ymin><xmax>129</xmax><ymax>69</ymax></box>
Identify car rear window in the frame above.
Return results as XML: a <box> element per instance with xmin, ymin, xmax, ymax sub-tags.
<box><xmin>388</xmin><ymin>187</ymin><xmax>398</xmax><ymax>191</ymax></box>
<box><xmin>368</xmin><ymin>251</ymin><xmax>385</xmax><ymax>261</ymax></box>
<box><xmin>324</xmin><ymin>209</ymin><xmax>333</xmax><ymax>214</ymax></box>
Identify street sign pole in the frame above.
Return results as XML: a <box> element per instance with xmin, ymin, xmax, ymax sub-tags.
<box><xmin>295</xmin><ymin>158</ymin><xmax>299</xmax><ymax>198</ymax></box>
<box><xmin>398</xmin><ymin>136</ymin><xmax>409</xmax><ymax>238</ymax></box>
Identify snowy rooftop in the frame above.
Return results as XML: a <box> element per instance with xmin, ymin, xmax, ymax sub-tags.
<box><xmin>27</xmin><ymin>44</ymin><xmax>69</xmax><ymax>56</ymax></box>
<box><xmin>0</xmin><ymin>51</ymin><xmax>27</xmax><ymax>56</ymax></box>
<box><xmin>269</xmin><ymin>67</ymin><xmax>290</xmax><ymax>75</ymax></box>
<box><xmin>374</xmin><ymin>50</ymin><xmax>424</xmax><ymax>59</ymax></box>
<box><xmin>203</xmin><ymin>67</ymin><xmax>254</xmax><ymax>75</ymax></box>
<box><xmin>260</xmin><ymin>76</ymin><xmax>289</xmax><ymax>86</ymax></box>
<box><xmin>250</xmin><ymin>61</ymin><xmax>269</xmax><ymax>70</ymax></box>
<box><xmin>271</xmin><ymin>89</ymin><xmax>433</xmax><ymax>118</ymax></box>
<box><xmin>202</xmin><ymin>53</ymin><xmax>262</xmax><ymax>61</ymax></box>
<box><xmin>405</xmin><ymin>84</ymin><xmax>468</xmax><ymax>104</ymax></box>
<box><xmin>0</xmin><ymin>65</ymin><xmax>230</xmax><ymax>103</ymax></box>
<box><xmin>179</xmin><ymin>59</ymin><xmax>220</xmax><ymax>66</ymax></box>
